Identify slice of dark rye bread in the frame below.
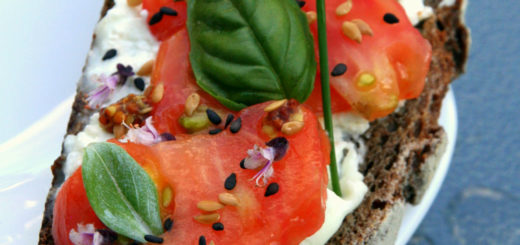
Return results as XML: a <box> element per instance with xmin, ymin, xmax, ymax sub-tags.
<box><xmin>38</xmin><ymin>0</ymin><xmax>470</xmax><ymax>244</ymax></box>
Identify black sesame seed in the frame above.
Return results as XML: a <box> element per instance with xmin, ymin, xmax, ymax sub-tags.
<box><xmin>240</xmin><ymin>159</ymin><xmax>246</xmax><ymax>169</ymax></box>
<box><xmin>296</xmin><ymin>0</ymin><xmax>305</xmax><ymax>8</ymax></box>
<box><xmin>229</xmin><ymin>117</ymin><xmax>242</xmax><ymax>134</ymax></box>
<box><xmin>224</xmin><ymin>114</ymin><xmax>234</xmax><ymax>129</ymax></box>
<box><xmin>206</xmin><ymin>109</ymin><xmax>222</xmax><ymax>125</ymax></box>
<box><xmin>149</xmin><ymin>12</ymin><xmax>163</xmax><ymax>25</ymax></box>
<box><xmin>160</xmin><ymin>132</ymin><xmax>176</xmax><ymax>141</ymax></box>
<box><xmin>209</xmin><ymin>128</ymin><xmax>222</xmax><ymax>135</ymax></box>
<box><xmin>212</xmin><ymin>222</ymin><xmax>224</xmax><ymax>231</ymax></box>
<box><xmin>96</xmin><ymin>229</ymin><xmax>118</xmax><ymax>242</ymax></box>
<box><xmin>265</xmin><ymin>183</ymin><xmax>279</xmax><ymax>197</ymax></box>
<box><xmin>199</xmin><ymin>235</ymin><xmax>207</xmax><ymax>245</ymax></box>
<box><xmin>383</xmin><ymin>13</ymin><xmax>399</xmax><ymax>24</ymax></box>
<box><xmin>134</xmin><ymin>77</ymin><xmax>146</xmax><ymax>91</ymax></box>
<box><xmin>224</xmin><ymin>173</ymin><xmax>237</xmax><ymax>190</ymax></box>
<box><xmin>160</xmin><ymin>7</ymin><xmax>178</xmax><ymax>16</ymax></box>
<box><xmin>102</xmin><ymin>49</ymin><xmax>117</xmax><ymax>61</ymax></box>
<box><xmin>331</xmin><ymin>63</ymin><xmax>347</xmax><ymax>77</ymax></box>
<box><xmin>163</xmin><ymin>218</ymin><xmax>174</xmax><ymax>231</ymax></box>
<box><xmin>144</xmin><ymin>234</ymin><xmax>164</xmax><ymax>244</ymax></box>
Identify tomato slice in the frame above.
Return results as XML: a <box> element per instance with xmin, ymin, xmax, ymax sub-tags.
<box><xmin>52</xmin><ymin>168</ymin><xmax>106</xmax><ymax>245</ymax></box>
<box><xmin>53</xmin><ymin>103</ymin><xmax>329</xmax><ymax>245</ymax></box>
<box><xmin>143</xmin><ymin>0</ymin><xmax>187</xmax><ymax>41</ymax></box>
<box><xmin>125</xmin><ymin>103</ymin><xmax>329</xmax><ymax>244</ymax></box>
<box><xmin>303</xmin><ymin>0</ymin><xmax>432</xmax><ymax>119</ymax></box>
<box><xmin>150</xmin><ymin>28</ymin><xmax>230</xmax><ymax>135</ymax></box>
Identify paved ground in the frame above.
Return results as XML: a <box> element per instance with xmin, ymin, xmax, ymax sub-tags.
<box><xmin>409</xmin><ymin>1</ymin><xmax>520</xmax><ymax>244</ymax></box>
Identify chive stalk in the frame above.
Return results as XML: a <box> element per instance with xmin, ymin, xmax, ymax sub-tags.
<box><xmin>316</xmin><ymin>0</ymin><xmax>342</xmax><ymax>196</ymax></box>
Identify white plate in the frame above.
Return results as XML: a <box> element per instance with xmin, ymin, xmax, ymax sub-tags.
<box><xmin>0</xmin><ymin>90</ymin><xmax>457</xmax><ymax>245</ymax></box>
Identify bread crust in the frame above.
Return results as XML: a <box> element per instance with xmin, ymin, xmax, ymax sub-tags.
<box><xmin>38</xmin><ymin>0</ymin><xmax>469</xmax><ymax>244</ymax></box>
<box><xmin>326</xmin><ymin>0</ymin><xmax>469</xmax><ymax>243</ymax></box>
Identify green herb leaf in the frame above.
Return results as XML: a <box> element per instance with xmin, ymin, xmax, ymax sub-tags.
<box><xmin>187</xmin><ymin>0</ymin><xmax>317</xmax><ymax>110</ymax></box>
<box><xmin>82</xmin><ymin>142</ymin><xmax>163</xmax><ymax>242</ymax></box>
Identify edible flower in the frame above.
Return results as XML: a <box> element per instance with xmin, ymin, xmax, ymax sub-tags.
<box><xmin>113</xmin><ymin>63</ymin><xmax>134</xmax><ymax>84</ymax></box>
<box><xmin>86</xmin><ymin>74</ymin><xmax>118</xmax><ymax>108</ymax></box>
<box><xmin>244</xmin><ymin>137</ymin><xmax>288</xmax><ymax>186</ymax></box>
<box><xmin>69</xmin><ymin>224</ymin><xmax>107</xmax><ymax>245</ymax></box>
<box><xmin>120</xmin><ymin>117</ymin><xmax>168</xmax><ymax>145</ymax></box>
<box><xmin>86</xmin><ymin>64</ymin><xmax>135</xmax><ymax>108</ymax></box>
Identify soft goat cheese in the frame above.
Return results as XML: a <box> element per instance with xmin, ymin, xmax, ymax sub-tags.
<box><xmin>80</xmin><ymin>0</ymin><xmax>159</xmax><ymax>107</ymax></box>
<box><xmin>63</xmin><ymin>113</ymin><xmax>112</xmax><ymax>177</ymax></box>
<box><xmin>63</xmin><ymin>0</ymin><xmax>158</xmax><ymax>177</ymax></box>
<box><xmin>399</xmin><ymin>0</ymin><xmax>434</xmax><ymax>25</ymax></box>
<box><xmin>302</xmin><ymin>114</ymin><xmax>369</xmax><ymax>244</ymax></box>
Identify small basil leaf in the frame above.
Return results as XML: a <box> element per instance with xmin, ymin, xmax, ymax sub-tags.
<box><xmin>82</xmin><ymin>142</ymin><xmax>163</xmax><ymax>242</ymax></box>
<box><xmin>187</xmin><ymin>0</ymin><xmax>316</xmax><ymax>110</ymax></box>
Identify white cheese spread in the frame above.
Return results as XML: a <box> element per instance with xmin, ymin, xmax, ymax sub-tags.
<box><xmin>399</xmin><ymin>0</ymin><xmax>434</xmax><ymax>25</ymax></box>
<box><xmin>302</xmin><ymin>114</ymin><xmax>369</xmax><ymax>244</ymax></box>
<box><xmin>63</xmin><ymin>0</ymin><xmax>158</xmax><ymax>177</ymax></box>
<box><xmin>63</xmin><ymin>113</ymin><xmax>112</xmax><ymax>178</ymax></box>
<box><xmin>80</xmin><ymin>0</ymin><xmax>159</xmax><ymax>107</ymax></box>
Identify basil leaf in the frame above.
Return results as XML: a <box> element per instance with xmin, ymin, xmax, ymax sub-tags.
<box><xmin>82</xmin><ymin>142</ymin><xmax>163</xmax><ymax>242</ymax></box>
<box><xmin>187</xmin><ymin>0</ymin><xmax>316</xmax><ymax>110</ymax></box>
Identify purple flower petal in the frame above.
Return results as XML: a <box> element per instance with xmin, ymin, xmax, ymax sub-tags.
<box><xmin>265</xmin><ymin>137</ymin><xmax>289</xmax><ymax>161</ymax></box>
<box><xmin>120</xmin><ymin>117</ymin><xmax>168</xmax><ymax>146</ymax></box>
<box><xmin>86</xmin><ymin>74</ymin><xmax>119</xmax><ymax>108</ymax></box>
<box><xmin>114</xmin><ymin>63</ymin><xmax>135</xmax><ymax>84</ymax></box>
<box><xmin>244</xmin><ymin>138</ymin><xmax>289</xmax><ymax>186</ymax></box>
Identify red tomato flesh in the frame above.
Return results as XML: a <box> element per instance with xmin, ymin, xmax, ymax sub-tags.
<box><xmin>143</xmin><ymin>0</ymin><xmax>187</xmax><ymax>41</ymax></box>
<box><xmin>145</xmin><ymin>0</ymin><xmax>431</xmax><ymax>121</ymax></box>
<box><xmin>303</xmin><ymin>0</ymin><xmax>432</xmax><ymax>119</ymax></box>
<box><xmin>150</xmin><ymin>28</ymin><xmax>230</xmax><ymax>135</ymax></box>
<box><xmin>52</xmin><ymin>168</ymin><xmax>106</xmax><ymax>245</ymax></box>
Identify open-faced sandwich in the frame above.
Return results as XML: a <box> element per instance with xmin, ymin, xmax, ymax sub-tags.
<box><xmin>39</xmin><ymin>0</ymin><xmax>469</xmax><ymax>244</ymax></box>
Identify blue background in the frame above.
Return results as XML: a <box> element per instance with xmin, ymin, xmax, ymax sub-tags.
<box><xmin>410</xmin><ymin>0</ymin><xmax>520</xmax><ymax>244</ymax></box>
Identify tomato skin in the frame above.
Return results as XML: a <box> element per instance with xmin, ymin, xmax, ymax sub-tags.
<box><xmin>303</xmin><ymin>0</ymin><xmax>432</xmax><ymax>120</ymax></box>
<box><xmin>143</xmin><ymin>0</ymin><xmax>187</xmax><ymax>41</ymax></box>
<box><xmin>52</xmin><ymin>168</ymin><xmax>105</xmax><ymax>245</ymax></box>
